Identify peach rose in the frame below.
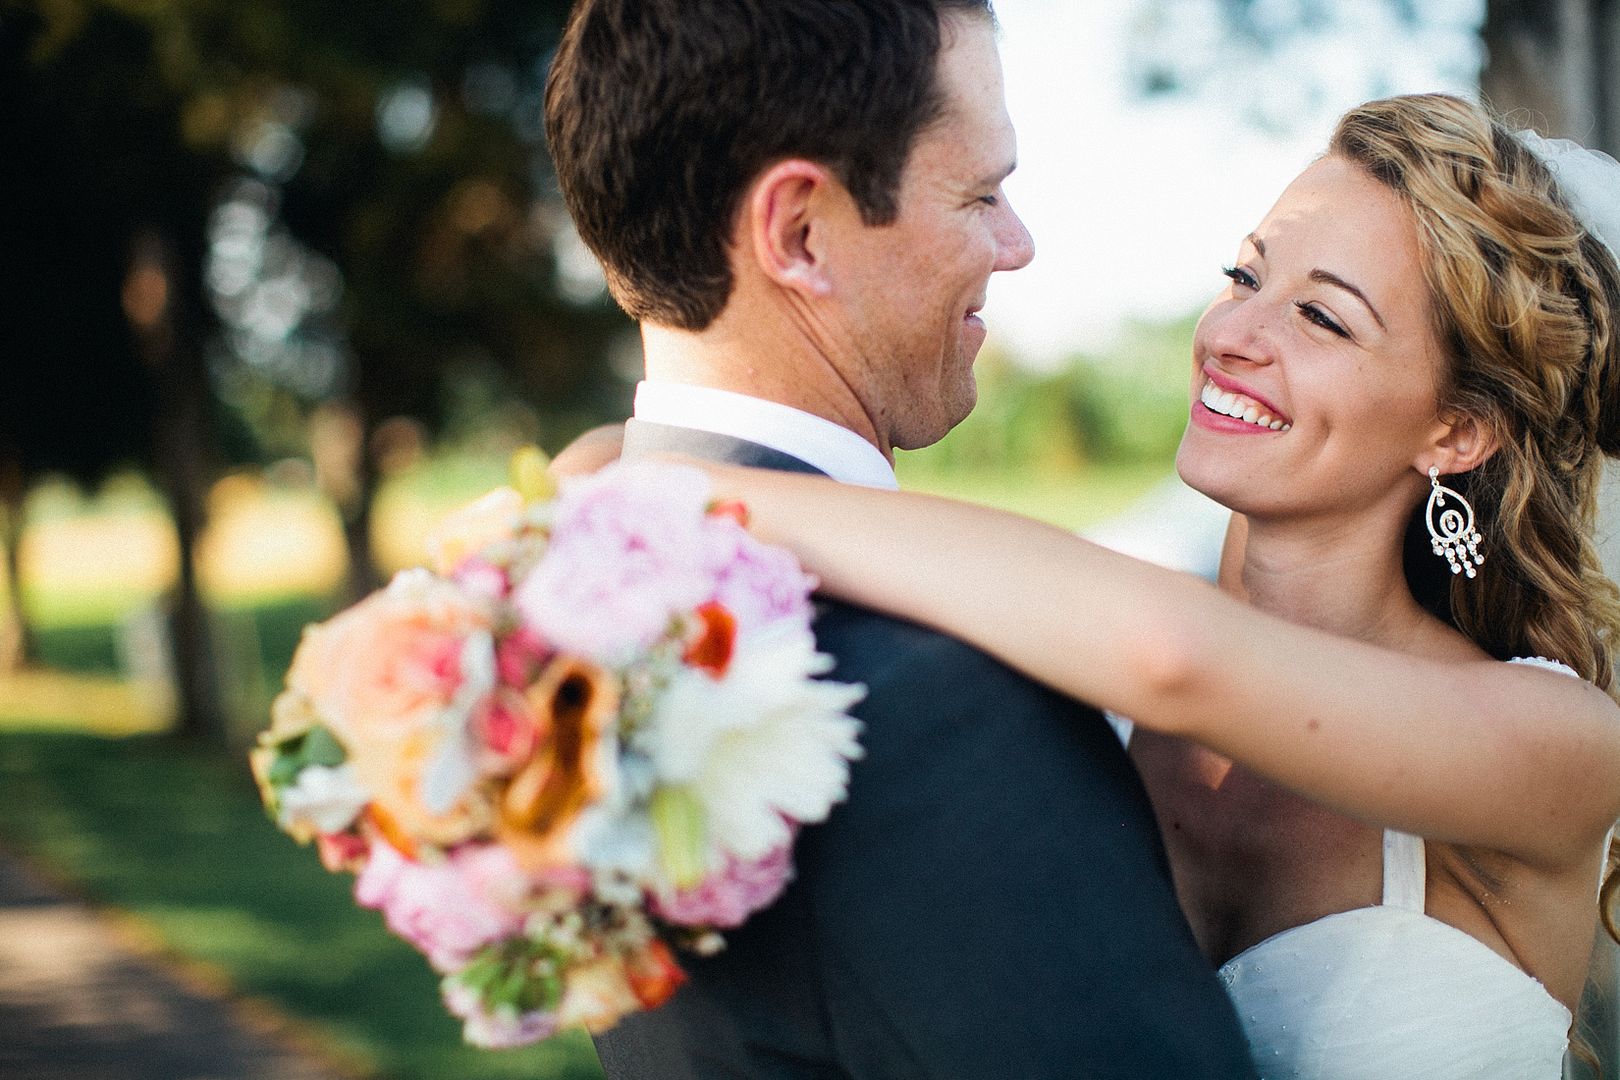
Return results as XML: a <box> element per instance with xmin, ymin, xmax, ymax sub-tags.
<box><xmin>288</xmin><ymin>571</ymin><xmax>491</xmax><ymax>742</ymax></box>
<box><xmin>555</xmin><ymin>954</ymin><xmax>645</xmax><ymax>1034</ymax></box>
<box><xmin>286</xmin><ymin>570</ymin><xmax>498</xmax><ymax>847</ymax></box>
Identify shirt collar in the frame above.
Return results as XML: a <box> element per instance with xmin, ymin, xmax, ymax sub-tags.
<box><xmin>632</xmin><ymin>381</ymin><xmax>898</xmax><ymax>489</ymax></box>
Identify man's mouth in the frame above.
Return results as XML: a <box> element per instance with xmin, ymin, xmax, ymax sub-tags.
<box><xmin>1199</xmin><ymin>379</ymin><xmax>1291</xmax><ymax>431</ymax></box>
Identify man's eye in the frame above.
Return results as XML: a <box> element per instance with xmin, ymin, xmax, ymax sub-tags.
<box><xmin>1222</xmin><ymin>265</ymin><xmax>1257</xmax><ymax>290</ymax></box>
<box><xmin>978</xmin><ymin>194</ymin><xmax>1000</xmax><ymax>207</ymax></box>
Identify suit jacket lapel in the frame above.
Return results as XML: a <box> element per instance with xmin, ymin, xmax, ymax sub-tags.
<box><xmin>622</xmin><ymin>418</ymin><xmax>830</xmax><ymax>477</ymax></box>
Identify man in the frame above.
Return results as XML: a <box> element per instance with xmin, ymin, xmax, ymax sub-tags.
<box><xmin>544</xmin><ymin>2</ymin><xmax>1257</xmax><ymax>1076</ymax></box>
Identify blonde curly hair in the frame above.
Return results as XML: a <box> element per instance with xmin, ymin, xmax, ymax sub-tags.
<box><xmin>1330</xmin><ymin>99</ymin><xmax>1620</xmax><ymax>1049</ymax></box>
<box><xmin>1331</xmin><ymin>94</ymin><xmax>1620</xmax><ymax>692</ymax></box>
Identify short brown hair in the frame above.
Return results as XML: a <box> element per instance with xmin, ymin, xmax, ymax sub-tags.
<box><xmin>544</xmin><ymin>0</ymin><xmax>994</xmax><ymax>331</ymax></box>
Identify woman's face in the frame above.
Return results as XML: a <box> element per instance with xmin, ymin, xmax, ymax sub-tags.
<box><xmin>1176</xmin><ymin>155</ymin><xmax>1451</xmax><ymax>527</ymax></box>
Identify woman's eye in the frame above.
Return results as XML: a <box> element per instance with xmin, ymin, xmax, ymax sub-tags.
<box><xmin>1295</xmin><ymin>300</ymin><xmax>1350</xmax><ymax>338</ymax></box>
<box><xmin>1222</xmin><ymin>265</ymin><xmax>1257</xmax><ymax>290</ymax></box>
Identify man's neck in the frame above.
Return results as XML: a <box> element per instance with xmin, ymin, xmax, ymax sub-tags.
<box><xmin>639</xmin><ymin>319</ymin><xmax>890</xmax><ymax>461</ymax></box>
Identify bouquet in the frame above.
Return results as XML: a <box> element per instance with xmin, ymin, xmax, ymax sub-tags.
<box><xmin>251</xmin><ymin>454</ymin><xmax>865</xmax><ymax>1047</ymax></box>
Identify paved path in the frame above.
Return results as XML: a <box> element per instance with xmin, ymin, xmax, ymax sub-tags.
<box><xmin>0</xmin><ymin>852</ymin><xmax>349</xmax><ymax>1080</ymax></box>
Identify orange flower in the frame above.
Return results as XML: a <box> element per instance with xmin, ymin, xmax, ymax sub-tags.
<box><xmin>625</xmin><ymin>939</ymin><xmax>686</xmax><ymax>1009</ymax></box>
<box><xmin>707</xmin><ymin>499</ymin><xmax>750</xmax><ymax>528</ymax></box>
<box><xmin>682</xmin><ymin>602</ymin><xmax>737</xmax><ymax>677</ymax></box>
<box><xmin>497</xmin><ymin>655</ymin><xmax>619</xmax><ymax>871</ymax></box>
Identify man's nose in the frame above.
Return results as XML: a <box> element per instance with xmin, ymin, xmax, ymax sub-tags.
<box><xmin>995</xmin><ymin>198</ymin><xmax>1035</xmax><ymax>272</ymax></box>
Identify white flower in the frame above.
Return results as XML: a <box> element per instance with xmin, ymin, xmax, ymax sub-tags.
<box><xmin>638</xmin><ymin>621</ymin><xmax>864</xmax><ymax>862</ymax></box>
<box><xmin>571</xmin><ymin>803</ymin><xmax>659</xmax><ymax>893</ymax></box>
<box><xmin>420</xmin><ymin>630</ymin><xmax>498</xmax><ymax>815</ymax></box>
<box><xmin>278</xmin><ymin>763</ymin><xmax>370</xmax><ymax>835</ymax></box>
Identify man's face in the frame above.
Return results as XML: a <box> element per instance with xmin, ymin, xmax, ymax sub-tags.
<box><xmin>835</xmin><ymin>13</ymin><xmax>1034</xmax><ymax>453</ymax></box>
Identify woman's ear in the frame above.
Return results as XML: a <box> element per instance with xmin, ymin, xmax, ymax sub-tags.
<box><xmin>739</xmin><ymin>159</ymin><xmax>839</xmax><ymax>299</ymax></box>
<box><xmin>1423</xmin><ymin>410</ymin><xmax>1501</xmax><ymax>477</ymax></box>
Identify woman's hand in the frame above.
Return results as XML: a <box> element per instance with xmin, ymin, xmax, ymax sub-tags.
<box><xmin>548</xmin><ymin>424</ymin><xmax>626</xmax><ymax>479</ymax></box>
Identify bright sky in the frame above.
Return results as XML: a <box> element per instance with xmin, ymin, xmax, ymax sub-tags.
<box><xmin>987</xmin><ymin>0</ymin><xmax>1484</xmax><ymax>366</ymax></box>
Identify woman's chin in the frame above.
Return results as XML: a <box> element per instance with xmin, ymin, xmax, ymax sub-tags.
<box><xmin>1174</xmin><ymin>445</ymin><xmax>1251</xmax><ymax>516</ymax></box>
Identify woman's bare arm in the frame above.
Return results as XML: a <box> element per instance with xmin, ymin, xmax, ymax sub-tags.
<box><xmin>709</xmin><ymin>465</ymin><xmax>1620</xmax><ymax>871</ymax></box>
<box><xmin>548</xmin><ymin>424</ymin><xmax>625</xmax><ymax>479</ymax></box>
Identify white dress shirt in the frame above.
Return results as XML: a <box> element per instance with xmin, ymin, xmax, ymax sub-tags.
<box><xmin>633</xmin><ymin>381</ymin><xmax>898</xmax><ymax>489</ymax></box>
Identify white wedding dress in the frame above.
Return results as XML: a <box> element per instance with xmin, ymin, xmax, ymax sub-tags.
<box><xmin>1218</xmin><ymin>827</ymin><xmax>1572</xmax><ymax>1079</ymax></box>
<box><xmin>1112</xmin><ymin>657</ymin><xmax>1588</xmax><ymax>1079</ymax></box>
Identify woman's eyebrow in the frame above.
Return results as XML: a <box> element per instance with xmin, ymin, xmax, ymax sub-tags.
<box><xmin>1309</xmin><ymin>268</ymin><xmax>1387</xmax><ymax>330</ymax></box>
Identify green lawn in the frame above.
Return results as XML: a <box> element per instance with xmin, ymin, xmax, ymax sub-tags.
<box><xmin>0</xmin><ymin>730</ymin><xmax>602</xmax><ymax>1080</ymax></box>
<box><xmin>897</xmin><ymin>459</ymin><xmax>1171</xmax><ymax>532</ymax></box>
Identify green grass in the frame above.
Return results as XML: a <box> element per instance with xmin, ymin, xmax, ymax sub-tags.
<box><xmin>897</xmin><ymin>459</ymin><xmax>1171</xmax><ymax>532</ymax></box>
<box><xmin>0</xmin><ymin>731</ymin><xmax>602</xmax><ymax>1080</ymax></box>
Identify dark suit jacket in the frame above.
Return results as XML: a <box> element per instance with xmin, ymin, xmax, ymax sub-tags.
<box><xmin>593</xmin><ymin>419</ymin><xmax>1256</xmax><ymax>1079</ymax></box>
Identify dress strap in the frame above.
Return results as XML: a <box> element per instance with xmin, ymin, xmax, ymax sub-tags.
<box><xmin>1506</xmin><ymin>655</ymin><xmax>1581</xmax><ymax>678</ymax></box>
<box><xmin>1381</xmin><ymin>830</ymin><xmax>1426</xmax><ymax>912</ymax></box>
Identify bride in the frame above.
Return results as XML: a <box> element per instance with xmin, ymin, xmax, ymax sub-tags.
<box><xmin>561</xmin><ymin>94</ymin><xmax>1620</xmax><ymax>1077</ymax></box>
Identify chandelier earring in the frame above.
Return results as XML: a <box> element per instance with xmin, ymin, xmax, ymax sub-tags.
<box><xmin>1426</xmin><ymin>467</ymin><xmax>1484</xmax><ymax>578</ymax></box>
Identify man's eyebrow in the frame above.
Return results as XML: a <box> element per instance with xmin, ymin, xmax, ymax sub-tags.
<box><xmin>978</xmin><ymin>159</ymin><xmax>1017</xmax><ymax>189</ymax></box>
<box><xmin>1309</xmin><ymin>269</ymin><xmax>1388</xmax><ymax>331</ymax></box>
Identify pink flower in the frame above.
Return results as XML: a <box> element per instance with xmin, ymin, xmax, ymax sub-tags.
<box><xmin>651</xmin><ymin>843</ymin><xmax>794</xmax><ymax>929</ymax></box>
<box><xmin>495</xmin><ymin>626</ymin><xmax>551</xmax><ymax>688</ymax></box>
<box><xmin>453</xmin><ymin>559</ymin><xmax>510</xmax><ymax>603</ymax></box>
<box><xmin>317</xmin><ymin>832</ymin><xmax>370</xmax><ymax>873</ymax></box>
<box><xmin>442</xmin><ymin>979</ymin><xmax>557</xmax><ymax>1049</ymax></box>
<box><xmin>355</xmin><ymin>841</ymin><xmax>527</xmax><ymax>972</ymax></box>
<box><xmin>471</xmin><ymin>689</ymin><xmax>542</xmax><ymax>776</ymax></box>
<box><xmin>511</xmin><ymin>463</ymin><xmax>817</xmax><ymax>665</ymax></box>
<box><xmin>705</xmin><ymin>520</ymin><xmax>816</xmax><ymax>634</ymax></box>
<box><xmin>512</xmin><ymin>464</ymin><xmax>718</xmax><ymax>663</ymax></box>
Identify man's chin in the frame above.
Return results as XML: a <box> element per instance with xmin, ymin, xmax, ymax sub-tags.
<box><xmin>893</xmin><ymin>395</ymin><xmax>977</xmax><ymax>453</ymax></box>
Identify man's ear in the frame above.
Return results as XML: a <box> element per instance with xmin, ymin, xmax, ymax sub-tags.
<box><xmin>1423</xmin><ymin>410</ymin><xmax>1501</xmax><ymax>477</ymax></box>
<box><xmin>740</xmin><ymin>159</ymin><xmax>840</xmax><ymax>299</ymax></box>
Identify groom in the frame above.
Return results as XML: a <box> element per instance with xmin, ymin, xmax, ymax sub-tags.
<box><xmin>545</xmin><ymin>2</ymin><xmax>1255</xmax><ymax>1076</ymax></box>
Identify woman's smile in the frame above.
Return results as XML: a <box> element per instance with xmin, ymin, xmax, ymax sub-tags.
<box><xmin>1195</xmin><ymin>378</ymin><xmax>1292</xmax><ymax>432</ymax></box>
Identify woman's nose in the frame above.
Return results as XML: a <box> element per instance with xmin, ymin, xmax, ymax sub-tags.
<box><xmin>1201</xmin><ymin>295</ymin><xmax>1281</xmax><ymax>367</ymax></box>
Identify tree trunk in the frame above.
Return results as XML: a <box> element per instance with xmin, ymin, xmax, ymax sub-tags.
<box><xmin>1481</xmin><ymin>0</ymin><xmax>1616</xmax><ymax>153</ymax></box>
<box><xmin>126</xmin><ymin>228</ymin><xmax>226</xmax><ymax>744</ymax></box>
<box><xmin>311</xmin><ymin>401</ymin><xmax>381</xmax><ymax>600</ymax></box>
<box><xmin>0</xmin><ymin>461</ymin><xmax>34</xmax><ymax>671</ymax></box>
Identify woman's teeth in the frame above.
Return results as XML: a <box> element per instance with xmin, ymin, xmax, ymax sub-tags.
<box><xmin>1201</xmin><ymin>381</ymin><xmax>1290</xmax><ymax>431</ymax></box>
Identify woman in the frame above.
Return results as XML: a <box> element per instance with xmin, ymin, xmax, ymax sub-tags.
<box><xmin>558</xmin><ymin>95</ymin><xmax>1620</xmax><ymax>1076</ymax></box>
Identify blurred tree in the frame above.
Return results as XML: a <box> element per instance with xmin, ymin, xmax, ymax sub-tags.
<box><xmin>0</xmin><ymin>5</ymin><xmax>221</xmax><ymax>737</ymax></box>
<box><xmin>1127</xmin><ymin>0</ymin><xmax>1617</xmax><ymax>153</ymax></box>
<box><xmin>0</xmin><ymin>0</ymin><xmax>631</xmax><ymax>738</ymax></box>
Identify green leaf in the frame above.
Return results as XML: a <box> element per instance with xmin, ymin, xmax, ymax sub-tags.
<box><xmin>300</xmin><ymin>725</ymin><xmax>347</xmax><ymax>768</ymax></box>
<box><xmin>267</xmin><ymin>753</ymin><xmax>303</xmax><ymax>787</ymax></box>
